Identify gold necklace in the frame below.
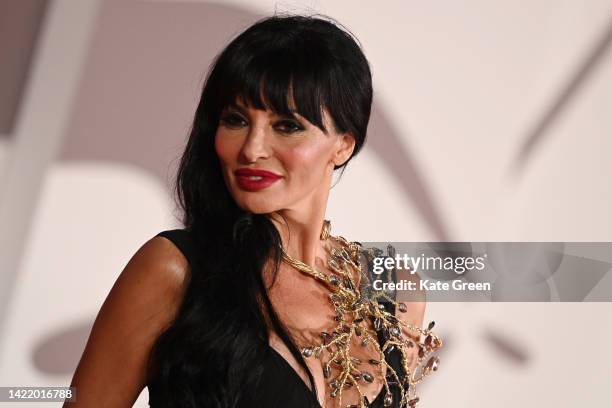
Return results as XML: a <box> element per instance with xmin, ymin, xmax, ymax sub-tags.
<box><xmin>280</xmin><ymin>220</ymin><xmax>442</xmax><ymax>408</ymax></box>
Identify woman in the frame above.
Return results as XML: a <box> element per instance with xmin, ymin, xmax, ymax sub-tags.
<box><xmin>65</xmin><ymin>14</ymin><xmax>441</xmax><ymax>408</ymax></box>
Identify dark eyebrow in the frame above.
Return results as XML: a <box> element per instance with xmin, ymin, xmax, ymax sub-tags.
<box><xmin>223</xmin><ymin>102</ymin><xmax>248</xmax><ymax>115</ymax></box>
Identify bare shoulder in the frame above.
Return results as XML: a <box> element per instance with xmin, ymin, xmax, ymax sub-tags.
<box><xmin>95</xmin><ymin>235</ymin><xmax>191</xmax><ymax>327</ymax></box>
<box><xmin>63</xmin><ymin>235</ymin><xmax>190</xmax><ymax>407</ymax></box>
<box><xmin>128</xmin><ymin>235</ymin><xmax>191</xmax><ymax>294</ymax></box>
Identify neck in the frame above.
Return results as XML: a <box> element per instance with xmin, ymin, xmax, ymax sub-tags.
<box><xmin>267</xmin><ymin>188</ymin><xmax>331</xmax><ymax>267</ymax></box>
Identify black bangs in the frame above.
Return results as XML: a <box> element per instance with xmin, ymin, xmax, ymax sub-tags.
<box><xmin>213</xmin><ymin>33</ymin><xmax>336</xmax><ymax>133</ymax></box>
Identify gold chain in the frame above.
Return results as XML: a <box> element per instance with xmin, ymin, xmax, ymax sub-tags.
<box><xmin>279</xmin><ymin>220</ymin><xmax>442</xmax><ymax>408</ymax></box>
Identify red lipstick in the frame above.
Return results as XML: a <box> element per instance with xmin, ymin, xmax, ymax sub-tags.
<box><xmin>234</xmin><ymin>168</ymin><xmax>282</xmax><ymax>191</ymax></box>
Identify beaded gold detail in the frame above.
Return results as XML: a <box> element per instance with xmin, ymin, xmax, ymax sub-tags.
<box><xmin>320</xmin><ymin>219</ymin><xmax>332</xmax><ymax>241</ymax></box>
<box><xmin>280</xmin><ymin>220</ymin><xmax>442</xmax><ymax>408</ymax></box>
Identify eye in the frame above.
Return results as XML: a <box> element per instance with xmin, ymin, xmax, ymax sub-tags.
<box><xmin>274</xmin><ymin>119</ymin><xmax>305</xmax><ymax>134</ymax></box>
<box><xmin>220</xmin><ymin>112</ymin><xmax>248</xmax><ymax>129</ymax></box>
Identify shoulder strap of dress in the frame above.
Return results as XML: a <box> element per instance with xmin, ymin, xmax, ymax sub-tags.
<box><xmin>155</xmin><ymin>229</ymin><xmax>197</xmax><ymax>266</ymax></box>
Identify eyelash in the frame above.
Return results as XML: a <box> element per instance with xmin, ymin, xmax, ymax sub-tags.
<box><xmin>219</xmin><ymin>113</ymin><xmax>247</xmax><ymax>128</ymax></box>
<box><xmin>219</xmin><ymin>112</ymin><xmax>305</xmax><ymax>134</ymax></box>
<box><xmin>275</xmin><ymin>119</ymin><xmax>305</xmax><ymax>134</ymax></box>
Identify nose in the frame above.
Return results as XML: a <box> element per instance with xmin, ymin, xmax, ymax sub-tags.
<box><xmin>239</xmin><ymin>122</ymin><xmax>270</xmax><ymax>163</ymax></box>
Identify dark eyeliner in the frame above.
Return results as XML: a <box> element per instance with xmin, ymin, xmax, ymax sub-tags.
<box><xmin>274</xmin><ymin>118</ymin><xmax>305</xmax><ymax>134</ymax></box>
<box><xmin>220</xmin><ymin>111</ymin><xmax>247</xmax><ymax>128</ymax></box>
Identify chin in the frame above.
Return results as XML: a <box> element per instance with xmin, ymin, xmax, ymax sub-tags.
<box><xmin>234</xmin><ymin>195</ymin><xmax>279</xmax><ymax>215</ymax></box>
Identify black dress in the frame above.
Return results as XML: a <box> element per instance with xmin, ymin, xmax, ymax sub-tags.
<box><xmin>147</xmin><ymin>229</ymin><xmax>404</xmax><ymax>408</ymax></box>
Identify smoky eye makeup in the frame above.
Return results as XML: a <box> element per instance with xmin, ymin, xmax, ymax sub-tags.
<box><xmin>218</xmin><ymin>105</ymin><xmax>307</xmax><ymax>134</ymax></box>
<box><xmin>273</xmin><ymin>117</ymin><xmax>306</xmax><ymax>134</ymax></box>
<box><xmin>219</xmin><ymin>110</ymin><xmax>248</xmax><ymax>129</ymax></box>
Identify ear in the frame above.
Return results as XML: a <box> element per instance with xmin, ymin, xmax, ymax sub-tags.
<box><xmin>333</xmin><ymin>133</ymin><xmax>356</xmax><ymax>167</ymax></box>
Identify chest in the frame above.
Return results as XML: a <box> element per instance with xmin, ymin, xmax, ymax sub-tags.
<box><xmin>265</xmin><ymin>264</ymin><xmax>389</xmax><ymax>408</ymax></box>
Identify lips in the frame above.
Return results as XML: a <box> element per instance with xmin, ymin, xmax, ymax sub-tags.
<box><xmin>234</xmin><ymin>168</ymin><xmax>282</xmax><ymax>191</ymax></box>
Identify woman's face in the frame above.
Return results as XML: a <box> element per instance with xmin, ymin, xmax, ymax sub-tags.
<box><xmin>215</xmin><ymin>99</ymin><xmax>355</xmax><ymax>214</ymax></box>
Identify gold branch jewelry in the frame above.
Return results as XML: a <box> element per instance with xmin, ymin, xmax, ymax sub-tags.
<box><xmin>320</xmin><ymin>219</ymin><xmax>332</xmax><ymax>241</ymax></box>
<box><xmin>280</xmin><ymin>220</ymin><xmax>442</xmax><ymax>408</ymax></box>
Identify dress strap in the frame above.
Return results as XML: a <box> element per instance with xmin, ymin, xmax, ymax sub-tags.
<box><xmin>155</xmin><ymin>229</ymin><xmax>197</xmax><ymax>266</ymax></box>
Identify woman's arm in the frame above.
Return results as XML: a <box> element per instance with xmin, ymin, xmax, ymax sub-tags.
<box><xmin>63</xmin><ymin>236</ymin><xmax>189</xmax><ymax>407</ymax></box>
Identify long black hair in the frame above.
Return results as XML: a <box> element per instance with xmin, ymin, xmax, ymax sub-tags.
<box><xmin>147</xmin><ymin>13</ymin><xmax>373</xmax><ymax>407</ymax></box>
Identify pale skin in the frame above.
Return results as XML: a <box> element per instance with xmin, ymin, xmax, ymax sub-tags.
<box><xmin>63</xmin><ymin>99</ymin><xmax>425</xmax><ymax>408</ymax></box>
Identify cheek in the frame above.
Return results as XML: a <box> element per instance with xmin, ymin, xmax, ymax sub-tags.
<box><xmin>214</xmin><ymin>130</ymin><xmax>235</xmax><ymax>165</ymax></box>
<box><xmin>280</xmin><ymin>142</ymin><xmax>332</xmax><ymax>177</ymax></box>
